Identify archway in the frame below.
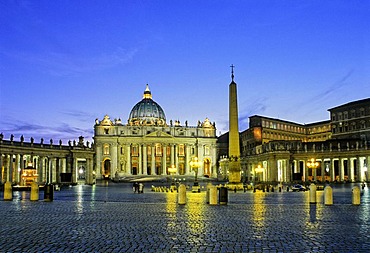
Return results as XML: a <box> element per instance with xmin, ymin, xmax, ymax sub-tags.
<box><xmin>103</xmin><ymin>159</ymin><xmax>111</xmax><ymax>179</ymax></box>
<box><xmin>203</xmin><ymin>158</ymin><xmax>211</xmax><ymax>177</ymax></box>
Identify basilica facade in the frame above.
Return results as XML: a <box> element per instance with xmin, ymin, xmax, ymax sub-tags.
<box><xmin>93</xmin><ymin>85</ymin><xmax>218</xmax><ymax>180</ymax></box>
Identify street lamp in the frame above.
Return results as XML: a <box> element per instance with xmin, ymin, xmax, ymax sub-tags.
<box><xmin>190</xmin><ymin>157</ymin><xmax>201</xmax><ymax>182</ymax></box>
<box><xmin>190</xmin><ymin>156</ymin><xmax>202</xmax><ymax>192</ymax></box>
<box><xmin>307</xmin><ymin>158</ymin><xmax>320</xmax><ymax>181</ymax></box>
<box><xmin>168</xmin><ymin>165</ymin><xmax>177</xmax><ymax>189</ymax></box>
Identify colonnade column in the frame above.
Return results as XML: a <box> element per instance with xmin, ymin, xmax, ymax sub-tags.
<box><xmin>339</xmin><ymin>158</ymin><xmax>344</xmax><ymax>181</ymax></box>
<box><xmin>16</xmin><ymin>154</ymin><xmax>21</xmax><ymax>185</ymax></box>
<box><xmin>356</xmin><ymin>157</ymin><xmax>360</xmax><ymax>182</ymax></box>
<box><xmin>320</xmin><ymin>159</ymin><xmax>325</xmax><ymax>182</ymax></box>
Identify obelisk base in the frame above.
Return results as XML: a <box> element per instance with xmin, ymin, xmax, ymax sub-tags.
<box><xmin>227</xmin><ymin>161</ymin><xmax>243</xmax><ymax>190</ymax></box>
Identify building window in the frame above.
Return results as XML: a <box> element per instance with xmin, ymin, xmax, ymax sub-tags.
<box><xmin>104</xmin><ymin>144</ymin><xmax>110</xmax><ymax>155</ymax></box>
<box><xmin>156</xmin><ymin>144</ymin><xmax>162</xmax><ymax>156</ymax></box>
<box><xmin>104</xmin><ymin>128</ymin><xmax>109</xmax><ymax>134</ymax></box>
<box><xmin>360</xmin><ymin>108</ymin><xmax>365</xmax><ymax>117</ymax></box>
<box><xmin>204</xmin><ymin>145</ymin><xmax>210</xmax><ymax>156</ymax></box>
<box><xmin>179</xmin><ymin>144</ymin><xmax>185</xmax><ymax>156</ymax></box>
<box><xmin>132</xmin><ymin>146</ymin><xmax>138</xmax><ymax>156</ymax></box>
<box><xmin>332</xmin><ymin>114</ymin><xmax>336</xmax><ymax>121</ymax></box>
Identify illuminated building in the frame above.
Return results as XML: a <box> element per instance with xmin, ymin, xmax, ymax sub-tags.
<box><xmin>94</xmin><ymin>85</ymin><xmax>217</xmax><ymax>180</ymax></box>
<box><xmin>238</xmin><ymin>98</ymin><xmax>370</xmax><ymax>183</ymax></box>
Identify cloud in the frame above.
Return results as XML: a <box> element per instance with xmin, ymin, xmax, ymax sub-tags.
<box><xmin>0</xmin><ymin>119</ymin><xmax>93</xmax><ymax>143</ymax></box>
<box><xmin>60</xmin><ymin>109</ymin><xmax>96</xmax><ymax>122</ymax></box>
<box><xmin>3</xmin><ymin>47</ymin><xmax>139</xmax><ymax>76</ymax></box>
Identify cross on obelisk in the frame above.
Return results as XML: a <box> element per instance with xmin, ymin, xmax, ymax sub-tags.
<box><xmin>230</xmin><ymin>64</ymin><xmax>235</xmax><ymax>82</ymax></box>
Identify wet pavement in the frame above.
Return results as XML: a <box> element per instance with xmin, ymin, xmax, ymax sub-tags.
<box><xmin>1</xmin><ymin>181</ymin><xmax>370</xmax><ymax>252</ymax></box>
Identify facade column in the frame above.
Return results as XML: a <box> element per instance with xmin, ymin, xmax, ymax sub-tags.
<box><xmin>170</xmin><ymin>144</ymin><xmax>175</xmax><ymax>167</ymax></box>
<box><xmin>151</xmin><ymin>145</ymin><xmax>155</xmax><ymax>175</ymax></box>
<box><xmin>138</xmin><ymin>144</ymin><xmax>142</xmax><ymax>175</ymax></box>
<box><xmin>111</xmin><ymin>142</ymin><xmax>118</xmax><ymax>177</ymax></box>
<box><xmin>143</xmin><ymin>145</ymin><xmax>147</xmax><ymax>175</ymax></box>
<box><xmin>185</xmin><ymin>145</ymin><xmax>191</xmax><ymax>175</ymax></box>
<box><xmin>211</xmin><ymin>144</ymin><xmax>217</xmax><ymax>178</ymax></box>
<box><xmin>126</xmin><ymin>145</ymin><xmax>131</xmax><ymax>175</ymax></box>
<box><xmin>162</xmin><ymin>144</ymin><xmax>167</xmax><ymax>175</ymax></box>
<box><xmin>0</xmin><ymin>154</ymin><xmax>3</xmax><ymax>183</ymax></box>
<box><xmin>303</xmin><ymin>160</ymin><xmax>307</xmax><ymax>182</ymax></box>
<box><xmin>175</xmin><ymin>145</ymin><xmax>179</xmax><ymax>169</ymax></box>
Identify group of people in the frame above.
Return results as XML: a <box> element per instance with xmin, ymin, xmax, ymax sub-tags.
<box><xmin>133</xmin><ymin>182</ymin><xmax>144</xmax><ymax>193</ymax></box>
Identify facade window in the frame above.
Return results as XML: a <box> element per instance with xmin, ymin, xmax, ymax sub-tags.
<box><xmin>104</xmin><ymin>144</ymin><xmax>110</xmax><ymax>155</ymax></box>
<box><xmin>179</xmin><ymin>144</ymin><xmax>185</xmax><ymax>156</ymax></box>
<box><xmin>132</xmin><ymin>146</ymin><xmax>138</xmax><ymax>156</ymax></box>
<box><xmin>155</xmin><ymin>144</ymin><xmax>162</xmax><ymax>156</ymax></box>
<box><xmin>204</xmin><ymin>145</ymin><xmax>210</xmax><ymax>156</ymax></box>
<box><xmin>104</xmin><ymin>128</ymin><xmax>109</xmax><ymax>134</ymax></box>
<box><xmin>360</xmin><ymin>108</ymin><xmax>365</xmax><ymax>117</ymax></box>
<box><xmin>332</xmin><ymin>114</ymin><xmax>336</xmax><ymax>121</ymax></box>
<box><xmin>147</xmin><ymin>145</ymin><xmax>151</xmax><ymax>156</ymax></box>
<box><xmin>343</xmin><ymin>111</ymin><xmax>348</xmax><ymax>120</ymax></box>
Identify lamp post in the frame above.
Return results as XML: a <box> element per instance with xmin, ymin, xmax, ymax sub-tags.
<box><xmin>190</xmin><ymin>156</ymin><xmax>202</xmax><ymax>192</ymax></box>
<box><xmin>307</xmin><ymin>158</ymin><xmax>320</xmax><ymax>182</ymax></box>
<box><xmin>168</xmin><ymin>164</ymin><xmax>177</xmax><ymax>189</ymax></box>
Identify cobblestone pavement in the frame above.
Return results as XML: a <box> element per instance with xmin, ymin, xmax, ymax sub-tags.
<box><xmin>1</xmin><ymin>182</ymin><xmax>370</xmax><ymax>252</ymax></box>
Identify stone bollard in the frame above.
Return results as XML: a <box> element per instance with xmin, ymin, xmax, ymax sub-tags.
<box><xmin>324</xmin><ymin>185</ymin><xmax>333</xmax><ymax>205</ymax></box>
<box><xmin>352</xmin><ymin>186</ymin><xmax>361</xmax><ymax>205</ymax></box>
<box><xmin>44</xmin><ymin>184</ymin><xmax>54</xmax><ymax>202</ymax></box>
<box><xmin>209</xmin><ymin>186</ymin><xmax>218</xmax><ymax>205</ymax></box>
<box><xmin>3</xmin><ymin>181</ymin><xmax>13</xmax><ymax>201</ymax></box>
<box><xmin>219</xmin><ymin>186</ymin><xmax>228</xmax><ymax>205</ymax></box>
<box><xmin>178</xmin><ymin>184</ymin><xmax>186</xmax><ymax>205</ymax></box>
<box><xmin>309</xmin><ymin>183</ymin><xmax>317</xmax><ymax>204</ymax></box>
<box><xmin>206</xmin><ymin>183</ymin><xmax>212</xmax><ymax>204</ymax></box>
<box><xmin>30</xmin><ymin>182</ymin><xmax>39</xmax><ymax>201</ymax></box>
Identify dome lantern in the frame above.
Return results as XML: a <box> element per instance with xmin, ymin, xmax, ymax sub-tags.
<box><xmin>128</xmin><ymin>85</ymin><xmax>166</xmax><ymax>126</ymax></box>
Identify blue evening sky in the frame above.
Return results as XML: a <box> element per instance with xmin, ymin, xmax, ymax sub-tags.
<box><xmin>1</xmin><ymin>0</ymin><xmax>369</xmax><ymax>143</ymax></box>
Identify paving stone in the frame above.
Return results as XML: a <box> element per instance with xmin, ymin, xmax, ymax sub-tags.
<box><xmin>1</xmin><ymin>182</ymin><xmax>370</xmax><ymax>252</ymax></box>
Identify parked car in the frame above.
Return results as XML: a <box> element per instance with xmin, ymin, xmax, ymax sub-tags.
<box><xmin>291</xmin><ymin>184</ymin><xmax>307</xmax><ymax>192</ymax></box>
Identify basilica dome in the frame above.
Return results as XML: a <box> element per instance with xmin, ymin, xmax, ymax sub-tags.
<box><xmin>128</xmin><ymin>85</ymin><xmax>166</xmax><ymax>126</ymax></box>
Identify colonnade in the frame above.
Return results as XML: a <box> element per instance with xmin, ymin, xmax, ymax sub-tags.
<box><xmin>0</xmin><ymin>136</ymin><xmax>95</xmax><ymax>185</ymax></box>
<box><xmin>244</xmin><ymin>154</ymin><xmax>370</xmax><ymax>183</ymax></box>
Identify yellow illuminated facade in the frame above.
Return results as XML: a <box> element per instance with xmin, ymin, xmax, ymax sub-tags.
<box><xmin>239</xmin><ymin>98</ymin><xmax>370</xmax><ymax>183</ymax></box>
<box><xmin>94</xmin><ymin>85</ymin><xmax>218</xmax><ymax>180</ymax></box>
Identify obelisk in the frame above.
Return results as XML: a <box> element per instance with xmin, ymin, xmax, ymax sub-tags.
<box><xmin>228</xmin><ymin>64</ymin><xmax>241</xmax><ymax>184</ymax></box>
